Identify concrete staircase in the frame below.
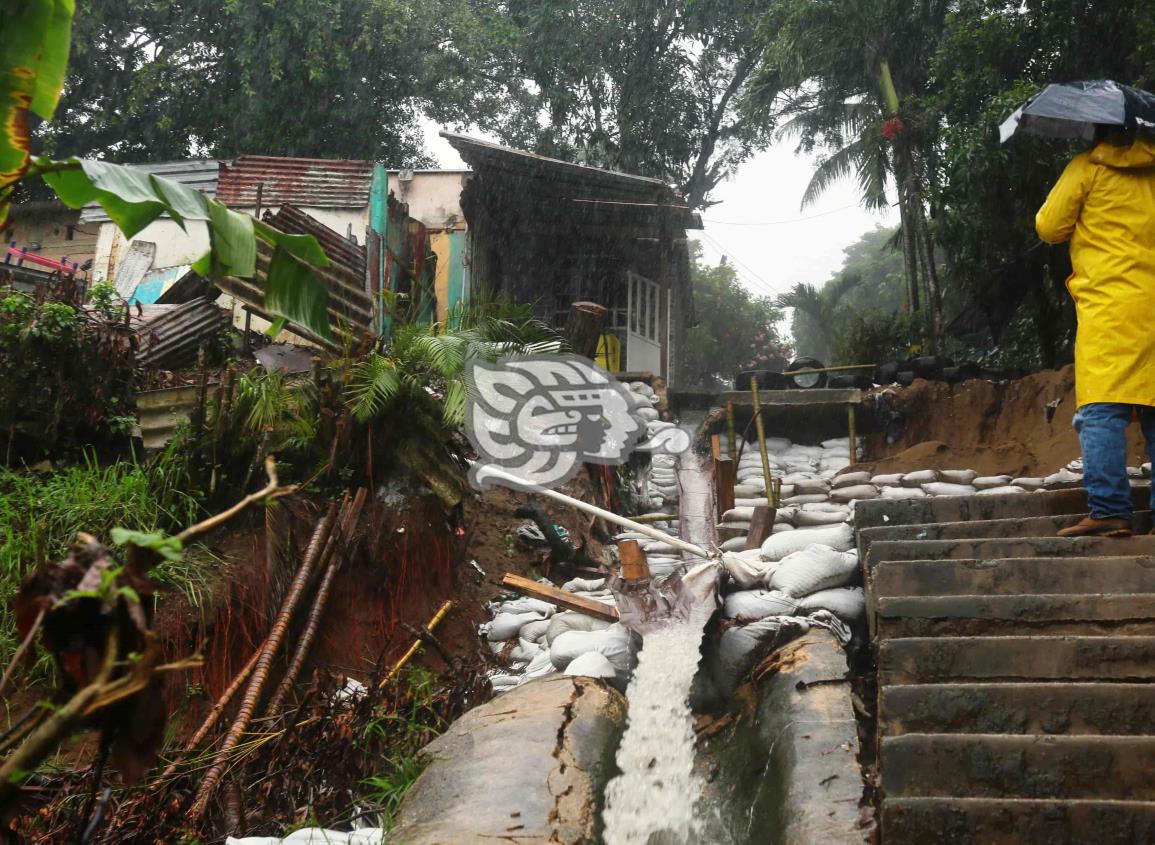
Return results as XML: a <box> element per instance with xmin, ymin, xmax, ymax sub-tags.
<box><xmin>856</xmin><ymin>488</ymin><xmax>1155</xmax><ymax>844</ymax></box>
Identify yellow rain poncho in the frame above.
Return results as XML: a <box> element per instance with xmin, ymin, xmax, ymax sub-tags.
<box><xmin>1037</xmin><ymin>137</ymin><xmax>1155</xmax><ymax>408</ymax></box>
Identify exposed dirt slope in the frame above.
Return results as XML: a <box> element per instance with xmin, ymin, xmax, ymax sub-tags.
<box><xmin>863</xmin><ymin>365</ymin><xmax>1148</xmax><ymax>476</ymax></box>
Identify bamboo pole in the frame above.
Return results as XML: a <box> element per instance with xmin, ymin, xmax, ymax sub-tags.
<box><xmin>749</xmin><ymin>380</ymin><xmax>775</xmax><ymax>507</ymax></box>
<box><xmin>186</xmin><ymin>505</ymin><xmax>338</xmax><ymax>822</ymax></box>
<box><xmin>848</xmin><ymin>405</ymin><xmax>858</xmax><ymax>465</ymax></box>
<box><xmin>266</xmin><ymin>489</ymin><xmax>368</xmax><ymax>717</ymax></box>
<box><xmin>475</xmin><ymin>464</ymin><xmax>710</xmax><ymax>559</ymax></box>
<box><xmin>382</xmin><ymin>601</ymin><xmax>454</xmax><ymax>686</ymax></box>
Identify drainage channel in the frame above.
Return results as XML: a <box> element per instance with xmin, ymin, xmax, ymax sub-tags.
<box><xmin>601</xmin><ymin>437</ymin><xmax>718</xmax><ymax>845</ymax></box>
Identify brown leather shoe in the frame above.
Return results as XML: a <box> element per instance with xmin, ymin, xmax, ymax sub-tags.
<box><xmin>1058</xmin><ymin>517</ymin><xmax>1132</xmax><ymax>538</ymax></box>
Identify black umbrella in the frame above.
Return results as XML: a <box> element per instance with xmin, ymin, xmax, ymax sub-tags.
<box><xmin>999</xmin><ymin>80</ymin><xmax>1155</xmax><ymax>143</ymax></box>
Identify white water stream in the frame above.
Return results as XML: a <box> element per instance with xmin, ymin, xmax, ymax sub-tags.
<box><xmin>602</xmin><ymin>438</ymin><xmax>717</xmax><ymax>845</ymax></box>
<box><xmin>601</xmin><ymin>604</ymin><xmax>712</xmax><ymax>845</ymax></box>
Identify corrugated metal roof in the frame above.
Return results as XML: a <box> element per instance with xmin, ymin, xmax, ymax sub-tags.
<box><xmin>267</xmin><ymin>204</ymin><xmax>365</xmax><ymax>276</ymax></box>
<box><xmin>216</xmin><ymin>156</ymin><xmax>373</xmax><ymax>208</ymax></box>
<box><xmin>80</xmin><ymin>160</ymin><xmax>219</xmax><ymax>223</ymax></box>
<box><xmin>135</xmin><ymin>297</ymin><xmax>226</xmax><ymax>369</ymax></box>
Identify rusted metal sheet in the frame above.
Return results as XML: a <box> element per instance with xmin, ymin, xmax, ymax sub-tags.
<box><xmin>135</xmin><ymin>297</ymin><xmax>226</xmax><ymax>369</ymax></box>
<box><xmin>136</xmin><ymin>384</ymin><xmax>200</xmax><ymax>450</ymax></box>
<box><xmin>214</xmin><ymin>238</ymin><xmax>374</xmax><ymax>345</ymax></box>
<box><xmin>217</xmin><ymin>156</ymin><xmax>373</xmax><ymax>209</ymax></box>
<box><xmin>267</xmin><ymin>204</ymin><xmax>365</xmax><ymax>275</ymax></box>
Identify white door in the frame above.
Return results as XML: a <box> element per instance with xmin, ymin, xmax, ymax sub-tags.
<box><xmin>626</xmin><ymin>271</ymin><xmax>661</xmax><ymax>375</ymax></box>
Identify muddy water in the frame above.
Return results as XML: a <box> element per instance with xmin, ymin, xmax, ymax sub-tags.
<box><xmin>601</xmin><ymin>438</ymin><xmax>718</xmax><ymax>845</ymax></box>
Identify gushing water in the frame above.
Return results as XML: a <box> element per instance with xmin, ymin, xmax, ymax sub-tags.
<box><xmin>601</xmin><ymin>603</ymin><xmax>712</xmax><ymax>845</ymax></box>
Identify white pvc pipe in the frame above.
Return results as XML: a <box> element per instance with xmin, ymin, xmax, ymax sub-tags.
<box><xmin>475</xmin><ymin>464</ymin><xmax>712</xmax><ymax>559</ymax></box>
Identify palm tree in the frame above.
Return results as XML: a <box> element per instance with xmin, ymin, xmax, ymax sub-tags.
<box><xmin>775</xmin><ymin>271</ymin><xmax>862</xmax><ymax>361</ymax></box>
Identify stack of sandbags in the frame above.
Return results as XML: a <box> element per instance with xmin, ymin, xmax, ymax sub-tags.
<box><xmin>649</xmin><ymin>452</ymin><xmax>679</xmax><ymax>504</ymax></box>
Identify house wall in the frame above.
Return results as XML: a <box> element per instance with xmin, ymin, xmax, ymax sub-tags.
<box><xmin>6</xmin><ymin>206</ymin><xmax>97</xmax><ymax>268</ymax></box>
<box><xmin>388</xmin><ymin>172</ymin><xmax>468</xmax><ymax>229</ymax></box>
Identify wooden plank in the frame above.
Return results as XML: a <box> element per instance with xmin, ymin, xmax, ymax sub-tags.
<box><xmin>719</xmin><ymin>388</ymin><xmax>863</xmax><ymax>407</ymax></box>
<box><xmin>710</xmin><ymin>433</ymin><xmax>723</xmax><ymax>461</ymax></box>
<box><xmin>715</xmin><ymin>456</ymin><xmax>736</xmax><ymax>521</ymax></box>
<box><xmin>745</xmin><ymin>506</ymin><xmax>775</xmax><ymax>550</ymax></box>
<box><xmin>501</xmin><ymin>574</ymin><xmax>619</xmax><ymax>622</ymax></box>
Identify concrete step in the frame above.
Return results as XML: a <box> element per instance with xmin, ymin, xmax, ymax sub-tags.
<box><xmin>870</xmin><ymin>556</ymin><xmax>1155</xmax><ymax>599</ymax></box>
<box><xmin>855</xmin><ymin>488</ymin><xmax>1150</xmax><ymax>532</ymax></box>
<box><xmin>881</xmin><ymin>734</ymin><xmax>1155</xmax><ymax>800</ymax></box>
<box><xmin>858</xmin><ymin>512</ymin><xmax>1154</xmax><ymax>557</ymax></box>
<box><xmin>879</xmin><ymin>636</ymin><xmax>1155</xmax><ymax>685</ymax></box>
<box><xmin>879</xmin><ymin>683</ymin><xmax>1155</xmax><ymax>736</ymax></box>
<box><xmin>866</xmin><ymin>535</ymin><xmax>1155</xmax><ymax>574</ymax></box>
<box><xmin>882</xmin><ymin>797</ymin><xmax>1155</xmax><ymax>844</ymax></box>
<box><xmin>875</xmin><ymin>594</ymin><xmax>1155</xmax><ymax>638</ymax></box>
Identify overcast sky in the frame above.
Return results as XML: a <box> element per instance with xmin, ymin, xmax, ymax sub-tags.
<box><xmin>423</xmin><ymin>124</ymin><xmax>893</xmax><ymax>302</ymax></box>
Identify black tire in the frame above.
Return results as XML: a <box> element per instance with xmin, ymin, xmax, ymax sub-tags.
<box><xmin>735</xmin><ymin>370</ymin><xmax>787</xmax><ymax>391</ymax></box>
<box><xmin>874</xmin><ymin>361</ymin><xmax>900</xmax><ymax>385</ymax></box>
<box><xmin>910</xmin><ymin>355</ymin><xmax>951</xmax><ymax>380</ymax></box>
<box><xmin>829</xmin><ymin>374</ymin><xmax>873</xmax><ymax>390</ymax></box>
<box><xmin>896</xmin><ymin>370</ymin><xmax>916</xmax><ymax>387</ymax></box>
<box><xmin>785</xmin><ymin>357</ymin><xmax>827</xmax><ymax>389</ymax></box>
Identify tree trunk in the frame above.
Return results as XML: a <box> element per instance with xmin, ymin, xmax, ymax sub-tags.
<box><xmin>897</xmin><ymin>186</ymin><xmax>921</xmax><ymax>316</ymax></box>
<box><xmin>911</xmin><ymin>192</ymin><xmax>943</xmax><ymax>348</ymax></box>
<box><xmin>564</xmin><ymin>301</ymin><xmax>608</xmax><ymax>360</ymax></box>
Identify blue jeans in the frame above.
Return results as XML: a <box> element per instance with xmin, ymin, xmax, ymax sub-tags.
<box><xmin>1073</xmin><ymin>403</ymin><xmax>1155</xmax><ymax>519</ymax></box>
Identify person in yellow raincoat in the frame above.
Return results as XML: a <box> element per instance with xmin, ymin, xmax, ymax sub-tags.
<box><xmin>1036</xmin><ymin>127</ymin><xmax>1155</xmax><ymax>536</ymax></box>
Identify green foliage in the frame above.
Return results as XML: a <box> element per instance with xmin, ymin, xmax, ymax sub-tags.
<box><xmin>832</xmin><ymin>308</ymin><xmax>924</xmax><ymax>367</ymax></box>
<box><xmin>679</xmin><ymin>244</ymin><xmax>790</xmax><ymax>388</ymax></box>
<box><xmin>786</xmin><ymin>226</ymin><xmax>909</xmax><ymax>362</ymax></box>
<box><xmin>359</xmin><ymin>667</ymin><xmax>444</xmax><ymax>831</ymax></box>
<box><xmin>0</xmin><ymin>288</ymin><xmax>136</xmax><ymax>463</ymax></box>
<box><xmin>0</xmin><ymin>454</ymin><xmax>205</xmax><ymax>672</ymax></box>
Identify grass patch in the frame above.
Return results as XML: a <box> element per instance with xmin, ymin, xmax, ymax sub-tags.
<box><xmin>0</xmin><ymin>451</ymin><xmax>209</xmax><ymax>674</ymax></box>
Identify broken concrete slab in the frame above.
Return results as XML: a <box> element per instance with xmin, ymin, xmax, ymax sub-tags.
<box><xmin>389</xmin><ymin>675</ymin><xmax>626</xmax><ymax>845</ymax></box>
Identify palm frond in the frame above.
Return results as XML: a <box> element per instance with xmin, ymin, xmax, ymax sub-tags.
<box><xmin>347</xmin><ymin>353</ymin><xmax>402</xmax><ymax>423</ymax></box>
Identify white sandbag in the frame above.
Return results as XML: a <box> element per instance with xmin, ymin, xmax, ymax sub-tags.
<box><xmin>973</xmin><ymin>474</ymin><xmax>1012</xmax><ymax>489</ymax></box>
<box><xmin>767</xmin><ymin>545</ymin><xmax>860</xmax><ymax>597</ymax></box>
<box><xmin>902</xmin><ymin>469</ymin><xmax>938</xmax><ymax>487</ymax></box>
<box><xmin>820</xmin><ymin>457</ymin><xmax>851</xmax><ymax>473</ymax></box>
<box><xmin>615</xmin><ymin>531</ymin><xmax>652</xmax><ymax>541</ymax></box>
<box><xmin>939</xmin><ymin>469</ymin><xmax>978</xmax><ymax>485</ymax></box>
<box><xmin>720</xmin><ymin>536</ymin><xmax>749</xmax><ymax>551</ymax></box>
<box><xmin>722</xmin><ymin>589</ymin><xmax>799</xmax><ymax>620</ymax></box>
<box><xmin>921</xmin><ymin>482</ymin><xmax>977</xmax><ymax>497</ymax></box>
<box><xmin>735</xmin><ymin>475</ymin><xmax>767</xmax><ymax>491</ymax></box>
<box><xmin>651</xmin><ymin>453</ymin><xmax>677</xmax><ymax>467</ymax></box>
<box><xmin>635</xmin><ymin>406</ymin><xmax>659</xmax><ymax>422</ymax></box>
<box><xmin>871</xmin><ymin>473</ymin><xmax>905</xmax><ymax>486</ymax></box>
<box><xmin>976</xmin><ymin>485</ymin><xmax>1027</xmax><ymax>495</ymax></box>
<box><xmin>771</xmin><ymin>523</ymin><xmax>795</xmax><ymax>533</ymax></box>
<box><xmin>721</xmin><ymin>549</ymin><xmax>775</xmax><ymax>589</ymax></box>
<box><xmin>494</xmin><ymin>597</ymin><xmax>557</xmax><ymax>617</ymax></box>
<box><xmin>801</xmin><ymin>502</ymin><xmax>849</xmax><ymax>513</ymax></box>
<box><xmin>821</xmin><ymin>437</ymin><xmax>851</xmax><ymax>450</ymax></box>
<box><xmin>549</xmin><ymin>624</ymin><xmax>633</xmax><ymax>673</ymax></box>
<box><xmin>226</xmin><ymin>828</ymin><xmax>388</xmax><ymax>844</ymax></box>
<box><xmin>735</xmin><ymin>497</ymin><xmax>771</xmax><ymax>508</ymax></box>
<box><xmin>719</xmin><ymin>521</ymin><xmax>752</xmax><ymax>533</ymax></box>
<box><xmin>1012</xmin><ymin>477</ymin><xmax>1044</xmax><ymax>490</ymax></box>
<box><xmin>509</xmin><ymin>637</ymin><xmax>542</xmax><ymax>663</ymax></box>
<box><xmin>524</xmin><ymin>648</ymin><xmax>557</xmax><ymax>677</ymax></box>
<box><xmin>519</xmin><ymin>619</ymin><xmax>551</xmax><ymax>644</ymax></box>
<box><xmin>781</xmin><ymin>493</ymin><xmax>830</xmax><ymax>506</ymax></box>
<box><xmin>722</xmin><ymin>506</ymin><xmax>756</xmax><ymax>522</ymax></box>
<box><xmin>763</xmin><ymin>437</ymin><xmax>794</xmax><ymax>451</ymax></box>
<box><xmin>830</xmin><ymin>484</ymin><xmax>879</xmax><ymax>503</ymax></box>
<box><xmin>714</xmin><ymin>616</ymin><xmax>809</xmax><ymax>696</ymax></box>
<box><xmin>643</xmin><ymin>541</ymin><xmax>681</xmax><ymax>555</ymax></box>
<box><xmin>760</xmin><ymin>523</ymin><xmax>855</xmax><ymax>561</ymax></box>
<box><xmin>794</xmin><ymin>509</ymin><xmax>850</xmax><ymax>527</ymax></box>
<box><xmin>562</xmin><ymin>577</ymin><xmax>606</xmax><ymax>593</ymax></box>
<box><xmin>546</xmin><ymin>611</ymin><xmax>613</xmax><ymax>645</ymax></box>
<box><xmin>1044</xmin><ymin>468</ymin><xmax>1083</xmax><ymax>486</ymax></box>
<box><xmin>484</xmin><ymin>611</ymin><xmax>547</xmax><ymax>642</ymax></box>
<box><xmin>734</xmin><ymin>484</ymin><xmax>762</xmax><ymax>497</ymax></box>
<box><xmin>488</xmin><ymin>673</ymin><xmax>520</xmax><ymax>693</ymax></box>
<box><xmin>565</xmin><ymin>651</ymin><xmax>618</xmax><ymax>679</ymax></box>
<box><xmin>880</xmin><ymin>486</ymin><xmax>927</xmax><ymax>499</ymax></box>
<box><xmin>793</xmin><ymin>477</ymin><xmax>832</xmax><ymax>495</ymax></box>
<box><xmin>797</xmin><ymin>586</ymin><xmax>866</xmax><ymax>623</ymax></box>
<box><xmin>775</xmin><ymin>507</ymin><xmax>798</xmax><ymax>524</ymax></box>
<box><xmin>833</xmin><ymin>471</ymin><xmax>872</xmax><ymax>489</ymax></box>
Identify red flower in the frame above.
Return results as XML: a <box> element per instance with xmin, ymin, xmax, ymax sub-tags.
<box><xmin>882</xmin><ymin>117</ymin><xmax>905</xmax><ymax>141</ymax></box>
